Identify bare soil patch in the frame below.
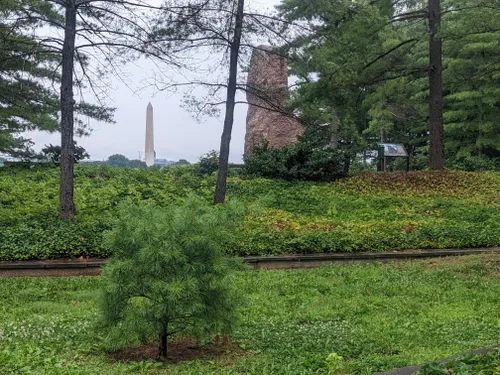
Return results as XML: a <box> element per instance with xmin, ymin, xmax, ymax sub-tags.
<box><xmin>109</xmin><ymin>337</ymin><xmax>246</xmax><ymax>364</ymax></box>
<box><xmin>0</xmin><ymin>268</ymin><xmax>101</xmax><ymax>277</ymax></box>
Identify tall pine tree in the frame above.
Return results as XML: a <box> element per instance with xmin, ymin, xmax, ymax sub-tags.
<box><xmin>443</xmin><ymin>0</ymin><xmax>500</xmax><ymax>159</ymax></box>
<box><xmin>280</xmin><ymin>0</ymin><xmax>500</xmax><ymax>169</ymax></box>
<box><xmin>0</xmin><ymin>0</ymin><xmax>60</xmax><ymax>157</ymax></box>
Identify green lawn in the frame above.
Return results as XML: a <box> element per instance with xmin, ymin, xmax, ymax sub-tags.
<box><xmin>1</xmin><ymin>255</ymin><xmax>500</xmax><ymax>374</ymax></box>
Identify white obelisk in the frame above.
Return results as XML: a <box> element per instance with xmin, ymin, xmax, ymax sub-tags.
<box><xmin>145</xmin><ymin>102</ymin><xmax>155</xmax><ymax>167</ymax></box>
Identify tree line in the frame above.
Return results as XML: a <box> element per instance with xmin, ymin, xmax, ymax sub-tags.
<box><xmin>1</xmin><ymin>0</ymin><xmax>499</xmax><ymax>222</ymax></box>
<box><xmin>279</xmin><ymin>0</ymin><xmax>500</xmax><ymax>171</ymax></box>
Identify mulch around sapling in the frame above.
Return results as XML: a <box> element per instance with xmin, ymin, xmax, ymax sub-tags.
<box><xmin>0</xmin><ymin>268</ymin><xmax>102</xmax><ymax>277</ymax></box>
<box><xmin>109</xmin><ymin>337</ymin><xmax>247</xmax><ymax>364</ymax></box>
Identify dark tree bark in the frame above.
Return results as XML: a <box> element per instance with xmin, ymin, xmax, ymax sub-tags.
<box><xmin>329</xmin><ymin>109</ymin><xmax>339</xmax><ymax>149</ymax></box>
<box><xmin>158</xmin><ymin>325</ymin><xmax>167</xmax><ymax>359</ymax></box>
<box><xmin>428</xmin><ymin>0</ymin><xmax>444</xmax><ymax>170</ymax></box>
<box><xmin>380</xmin><ymin>128</ymin><xmax>387</xmax><ymax>142</ymax></box>
<box><xmin>59</xmin><ymin>0</ymin><xmax>77</xmax><ymax>219</ymax></box>
<box><xmin>213</xmin><ymin>0</ymin><xmax>245</xmax><ymax>205</ymax></box>
<box><xmin>343</xmin><ymin>154</ymin><xmax>351</xmax><ymax>174</ymax></box>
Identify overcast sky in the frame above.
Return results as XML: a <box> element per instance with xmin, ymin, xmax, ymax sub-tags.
<box><xmin>25</xmin><ymin>0</ymin><xmax>282</xmax><ymax>163</ymax></box>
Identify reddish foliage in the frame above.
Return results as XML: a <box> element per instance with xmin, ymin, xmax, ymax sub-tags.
<box><xmin>272</xmin><ymin>219</ymin><xmax>295</xmax><ymax>231</ymax></box>
<box><xmin>306</xmin><ymin>223</ymin><xmax>336</xmax><ymax>231</ymax></box>
<box><xmin>337</xmin><ymin>171</ymin><xmax>499</xmax><ymax>198</ymax></box>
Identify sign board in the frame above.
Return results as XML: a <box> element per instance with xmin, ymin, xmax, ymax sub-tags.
<box><xmin>378</xmin><ymin>143</ymin><xmax>408</xmax><ymax>157</ymax></box>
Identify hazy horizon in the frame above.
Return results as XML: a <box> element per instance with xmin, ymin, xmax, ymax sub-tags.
<box><xmin>23</xmin><ymin>0</ymin><xmax>282</xmax><ymax>164</ymax></box>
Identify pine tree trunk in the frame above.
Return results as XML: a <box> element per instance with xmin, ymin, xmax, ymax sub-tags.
<box><xmin>428</xmin><ymin>0</ymin><xmax>444</xmax><ymax>170</ymax></box>
<box><xmin>214</xmin><ymin>0</ymin><xmax>245</xmax><ymax>205</ymax></box>
<box><xmin>59</xmin><ymin>0</ymin><xmax>77</xmax><ymax>219</ymax></box>
<box><xmin>380</xmin><ymin>129</ymin><xmax>387</xmax><ymax>142</ymax></box>
<box><xmin>329</xmin><ymin>109</ymin><xmax>339</xmax><ymax>149</ymax></box>
<box><xmin>380</xmin><ymin>129</ymin><xmax>387</xmax><ymax>171</ymax></box>
<box><xmin>343</xmin><ymin>154</ymin><xmax>350</xmax><ymax>174</ymax></box>
<box><xmin>158</xmin><ymin>325</ymin><xmax>167</xmax><ymax>359</ymax></box>
<box><xmin>330</xmin><ymin>129</ymin><xmax>338</xmax><ymax>149</ymax></box>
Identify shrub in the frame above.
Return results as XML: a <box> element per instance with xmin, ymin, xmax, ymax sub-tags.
<box><xmin>198</xmin><ymin>150</ymin><xmax>219</xmax><ymax>175</ymax></box>
<box><xmin>384</xmin><ymin>153</ymin><xmax>429</xmax><ymax>171</ymax></box>
<box><xmin>98</xmin><ymin>195</ymin><xmax>245</xmax><ymax>359</ymax></box>
<box><xmin>448</xmin><ymin>155</ymin><xmax>500</xmax><ymax>171</ymax></box>
<box><xmin>0</xmin><ymin>219</ymin><xmax>110</xmax><ymax>260</ymax></box>
<box><xmin>41</xmin><ymin>142</ymin><xmax>89</xmax><ymax>164</ymax></box>
<box><xmin>349</xmin><ymin>157</ymin><xmax>377</xmax><ymax>173</ymax></box>
<box><xmin>243</xmin><ymin>143</ymin><xmax>347</xmax><ymax>181</ymax></box>
<box><xmin>418</xmin><ymin>349</ymin><xmax>500</xmax><ymax>375</ymax></box>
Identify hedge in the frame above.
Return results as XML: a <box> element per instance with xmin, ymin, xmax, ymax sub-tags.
<box><xmin>1</xmin><ymin>165</ymin><xmax>500</xmax><ymax>260</ymax></box>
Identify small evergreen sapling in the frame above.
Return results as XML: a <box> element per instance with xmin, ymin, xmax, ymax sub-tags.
<box><xmin>98</xmin><ymin>195</ymin><xmax>245</xmax><ymax>360</ymax></box>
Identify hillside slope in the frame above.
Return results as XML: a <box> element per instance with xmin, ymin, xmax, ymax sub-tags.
<box><xmin>1</xmin><ymin>165</ymin><xmax>499</xmax><ymax>260</ymax></box>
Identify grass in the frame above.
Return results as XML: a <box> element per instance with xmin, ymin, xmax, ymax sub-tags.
<box><xmin>1</xmin><ymin>255</ymin><xmax>500</xmax><ymax>374</ymax></box>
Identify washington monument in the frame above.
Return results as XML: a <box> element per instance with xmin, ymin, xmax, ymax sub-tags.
<box><xmin>145</xmin><ymin>102</ymin><xmax>155</xmax><ymax>166</ymax></box>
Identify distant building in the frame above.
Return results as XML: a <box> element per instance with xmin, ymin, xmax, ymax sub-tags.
<box><xmin>154</xmin><ymin>159</ymin><xmax>175</xmax><ymax>168</ymax></box>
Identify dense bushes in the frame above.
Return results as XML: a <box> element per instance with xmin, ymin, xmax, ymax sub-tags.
<box><xmin>0</xmin><ymin>165</ymin><xmax>215</xmax><ymax>260</ymax></box>
<box><xmin>1</xmin><ymin>165</ymin><xmax>500</xmax><ymax>260</ymax></box>
<box><xmin>198</xmin><ymin>150</ymin><xmax>219</xmax><ymax>176</ymax></box>
<box><xmin>243</xmin><ymin>143</ymin><xmax>347</xmax><ymax>181</ymax></box>
<box><xmin>0</xmin><ymin>220</ymin><xmax>109</xmax><ymax>260</ymax></box>
<box><xmin>448</xmin><ymin>155</ymin><xmax>500</xmax><ymax>172</ymax></box>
